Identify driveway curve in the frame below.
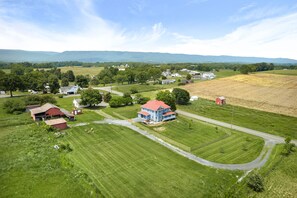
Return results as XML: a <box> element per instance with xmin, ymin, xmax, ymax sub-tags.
<box><xmin>92</xmin><ymin>119</ymin><xmax>275</xmax><ymax>171</ymax></box>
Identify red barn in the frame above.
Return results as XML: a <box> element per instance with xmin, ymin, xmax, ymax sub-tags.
<box><xmin>45</xmin><ymin>118</ymin><xmax>67</xmax><ymax>130</ymax></box>
<box><xmin>30</xmin><ymin>103</ymin><xmax>65</xmax><ymax>121</ymax></box>
<box><xmin>216</xmin><ymin>96</ymin><xmax>226</xmax><ymax>105</ymax></box>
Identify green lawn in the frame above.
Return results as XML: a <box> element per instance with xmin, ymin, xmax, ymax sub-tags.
<box><xmin>144</xmin><ymin>116</ymin><xmax>264</xmax><ymax>164</ymax></box>
<box><xmin>178</xmin><ymin>98</ymin><xmax>297</xmax><ymax>139</ymax></box>
<box><xmin>65</xmin><ymin>123</ymin><xmax>241</xmax><ymax>197</ymax></box>
<box><xmin>213</xmin><ymin>69</ymin><xmax>240</xmax><ymax>78</ymax></box>
<box><xmin>233</xmin><ymin>144</ymin><xmax>297</xmax><ymax>197</ymax></box>
<box><xmin>0</xmin><ymin>123</ymin><xmax>97</xmax><ymax>197</ymax></box>
<box><xmin>262</xmin><ymin>69</ymin><xmax>297</xmax><ymax>76</ymax></box>
<box><xmin>102</xmin><ymin>104</ymin><xmax>141</xmax><ymax>119</ymax></box>
<box><xmin>113</xmin><ymin>84</ymin><xmax>165</xmax><ymax>93</ymax></box>
<box><xmin>56</xmin><ymin>96</ymin><xmax>104</xmax><ymax>122</ymax></box>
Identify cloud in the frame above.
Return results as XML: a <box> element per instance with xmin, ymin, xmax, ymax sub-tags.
<box><xmin>230</xmin><ymin>5</ymin><xmax>286</xmax><ymax>22</ymax></box>
<box><xmin>0</xmin><ymin>1</ymin><xmax>296</xmax><ymax>59</ymax></box>
<box><xmin>159</xmin><ymin>12</ymin><xmax>297</xmax><ymax>59</ymax></box>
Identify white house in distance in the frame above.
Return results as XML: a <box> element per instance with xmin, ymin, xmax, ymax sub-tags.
<box><xmin>161</xmin><ymin>79</ymin><xmax>176</xmax><ymax>85</ymax></box>
<box><xmin>202</xmin><ymin>72</ymin><xmax>216</xmax><ymax>80</ymax></box>
<box><xmin>171</xmin><ymin>73</ymin><xmax>182</xmax><ymax>77</ymax></box>
<box><xmin>138</xmin><ymin>100</ymin><xmax>176</xmax><ymax>122</ymax></box>
<box><xmin>59</xmin><ymin>85</ymin><xmax>80</xmax><ymax>95</ymax></box>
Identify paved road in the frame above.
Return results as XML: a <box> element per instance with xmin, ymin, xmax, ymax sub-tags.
<box><xmin>176</xmin><ymin>110</ymin><xmax>297</xmax><ymax>145</ymax></box>
<box><xmin>89</xmin><ymin>119</ymin><xmax>274</xmax><ymax>171</ymax></box>
<box><xmin>92</xmin><ymin>86</ymin><xmax>124</xmax><ymax>96</ymax></box>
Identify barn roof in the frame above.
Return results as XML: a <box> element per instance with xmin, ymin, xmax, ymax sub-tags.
<box><xmin>142</xmin><ymin>100</ymin><xmax>170</xmax><ymax>111</ymax></box>
<box><xmin>217</xmin><ymin>96</ymin><xmax>225</xmax><ymax>100</ymax></box>
<box><xmin>45</xmin><ymin>118</ymin><xmax>67</xmax><ymax>126</ymax></box>
<box><xmin>30</xmin><ymin>103</ymin><xmax>59</xmax><ymax>115</ymax></box>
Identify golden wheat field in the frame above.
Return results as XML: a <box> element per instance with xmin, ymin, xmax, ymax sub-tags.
<box><xmin>184</xmin><ymin>73</ymin><xmax>297</xmax><ymax>117</ymax></box>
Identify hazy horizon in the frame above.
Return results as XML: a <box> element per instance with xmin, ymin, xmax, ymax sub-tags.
<box><xmin>0</xmin><ymin>0</ymin><xmax>297</xmax><ymax>59</ymax></box>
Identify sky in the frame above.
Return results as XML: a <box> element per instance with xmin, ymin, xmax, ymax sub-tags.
<box><xmin>0</xmin><ymin>0</ymin><xmax>297</xmax><ymax>59</ymax></box>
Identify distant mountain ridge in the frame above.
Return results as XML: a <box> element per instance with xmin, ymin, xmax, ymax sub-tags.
<box><xmin>0</xmin><ymin>49</ymin><xmax>296</xmax><ymax>64</ymax></box>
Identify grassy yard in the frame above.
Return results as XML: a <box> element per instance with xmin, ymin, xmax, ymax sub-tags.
<box><xmin>102</xmin><ymin>104</ymin><xmax>141</xmax><ymax>119</ymax></box>
<box><xmin>65</xmin><ymin>123</ymin><xmax>241</xmax><ymax>197</ymax></box>
<box><xmin>145</xmin><ymin>116</ymin><xmax>264</xmax><ymax>164</ymax></box>
<box><xmin>262</xmin><ymin>69</ymin><xmax>297</xmax><ymax>76</ymax></box>
<box><xmin>59</xmin><ymin>66</ymin><xmax>104</xmax><ymax>76</ymax></box>
<box><xmin>56</xmin><ymin>96</ymin><xmax>104</xmax><ymax>122</ymax></box>
<box><xmin>213</xmin><ymin>69</ymin><xmax>240</xmax><ymax>78</ymax></box>
<box><xmin>178</xmin><ymin>98</ymin><xmax>297</xmax><ymax>139</ymax></box>
<box><xmin>113</xmin><ymin>83</ymin><xmax>172</xmax><ymax>94</ymax></box>
<box><xmin>0</xmin><ymin>113</ymin><xmax>97</xmax><ymax>197</ymax></box>
<box><xmin>233</xmin><ymin>144</ymin><xmax>297</xmax><ymax>197</ymax></box>
<box><xmin>100</xmin><ymin>104</ymin><xmax>264</xmax><ymax>164</ymax></box>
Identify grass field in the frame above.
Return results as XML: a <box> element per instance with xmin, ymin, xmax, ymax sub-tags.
<box><xmin>178</xmin><ymin>98</ymin><xmax>297</xmax><ymax>139</ymax></box>
<box><xmin>0</xmin><ymin>99</ymin><xmax>97</xmax><ymax>197</ymax></box>
<box><xmin>65</xmin><ymin>123</ymin><xmax>241</xmax><ymax>197</ymax></box>
<box><xmin>233</xmin><ymin>144</ymin><xmax>297</xmax><ymax>197</ymax></box>
<box><xmin>56</xmin><ymin>96</ymin><xmax>104</xmax><ymax>122</ymax></box>
<box><xmin>263</xmin><ymin>69</ymin><xmax>297</xmax><ymax>76</ymax></box>
<box><xmin>113</xmin><ymin>84</ymin><xmax>164</xmax><ymax>93</ymax></box>
<box><xmin>59</xmin><ymin>66</ymin><xmax>104</xmax><ymax>76</ymax></box>
<box><xmin>101</xmin><ymin>105</ymin><xmax>264</xmax><ymax>164</ymax></box>
<box><xmin>213</xmin><ymin>69</ymin><xmax>240</xmax><ymax>78</ymax></box>
<box><xmin>146</xmin><ymin>116</ymin><xmax>264</xmax><ymax>164</ymax></box>
<box><xmin>102</xmin><ymin>104</ymin><xmax>141</xmax><ymax>119</ymax></box>
<box><xmin>183</xmin><ymin>73</ymin><xmax>297</xmax><ymax>117</ymax></box>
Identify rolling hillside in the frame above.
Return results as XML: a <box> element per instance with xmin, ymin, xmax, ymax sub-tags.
<box><xmin>1</xmin><ymin>49</ymin><xmax>296</xmax><ymax>63</ymax></box>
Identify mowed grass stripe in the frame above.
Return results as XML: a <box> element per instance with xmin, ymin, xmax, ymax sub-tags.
<box><xmin>65</xmin><ymin>124</ymin><xmax>237</xmax><ymax>197</ymax></box>
<box><xmin>68</xmin><ymin>125</ymin><xmax>175</xmax><ymax>196</ymax></box>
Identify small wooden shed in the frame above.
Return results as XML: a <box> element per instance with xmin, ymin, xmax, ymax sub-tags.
<box><xmin>45</xmin><ymin>118</ymin><xmax>67</xmax><ymax>130</ymax></box>
<box><xmin>216</xmin><ymin>96</ymin><xmax>226</xmax><ymax>105</ymax></box>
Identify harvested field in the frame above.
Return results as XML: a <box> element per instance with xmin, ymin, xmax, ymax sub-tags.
<box><xmin>184</xmin><ymin>73</ymin><xmax>297</xmax><ymax>117</ymax></box>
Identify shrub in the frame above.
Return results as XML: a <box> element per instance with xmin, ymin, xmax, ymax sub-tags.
<box><xmin>57</xmin><ymin>94</ymin><xmax>64</xmax><ymax>98</ymax></box>
<box><xmin>178</xmin><ymin>82</ymin><xmax>186</xmax><ymax>86</ymax></box>
<box><xmin>3</xmin><ymin>99</ymin><xmax>26</xmax><ymax>114</ymax></box>
<box><xmin>130</xmin><ymin>87</ymin><xmax>138</xmax><ymax>94</ymax></box>
<box><xmin>103</xmin><ymin>92</ymin><xmax>112</xmax><ymax>103</ymax></box>
<box><xmin>25</xmin><ymin>95</ymin><xmax>57</xmax><ymax>105</ymax></box>
<box><xmin>247</xmin><ymin>173</ymin><xmax>264</xmax><ymax>192</ymax></box>
<box><xmin>134</xmin><ymin>93</ymin><xmax>150</xmax><ymax>105</ymax></box>
<box><xmin>172</xmin><ymin>88</ymin><xmax>190</xmax><ymax>105</ymax></box>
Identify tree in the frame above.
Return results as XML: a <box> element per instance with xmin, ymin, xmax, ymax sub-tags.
<box><xmin>76</xmin><ymin>75</ymin><xmax>89</xmax><ymax>88</ymax></box>
<box><xmin>11</xmin><ymin>64</ymin><xmax>25</xmax><ymax>76</ymax></box>
<box><xmin>3</xmin><ymin>99</ymin><xmax>26</xmax><ymax>114</ymax></box>
<box><xmin>136</xmin><ymin>72</ymin><xmax>149</xmax><ymax>84</ymax></box>
<box><xmin>283</xmin><ymin>137</ymin><xmax>295</xmax><ymax>156</ymax></box>
<box><xmin>186</xmin><ymin>74</ymin><xmax>192</xmax><ymax>80</ymax></box>
<box><xmin>134</xmin><ymin>93</ymin><xmax>150</xmax><ymax>105</ymax></box>
<box><xmin>103</xmin><ymin>92</ymin><xmax>112</xmax><ymax>103</ymax></box>
<box><xmin>101</xmin><ymin>76</ymin><xmax>112</xmax><ymax>86</ymax></box>
<box><xmin>61</xmin><ymin>77</ymin><xmax>69</xmax><ymax>86</ymax></box>
<box><xmin>247</xmin><ymin>173</ymin><xmax>264</xmax><ymax>192</ymax></box>
<box><xmin>156</xmin><ymin>90</ymin><xmax>176</xmax><ymax>111</ymax></box>
<box><xmin>80</xmin><ymin>88</ymin><xmax>102</xmax><ymax>106</ymax></box>
<box><xmin>0</xmin><ymin>74</ymin><xmax>23</xmax><ymax>97</ymax></box>
<box><xmin>172</xmin><ymin>88</ymin><xmax>190</xmax><ymax>105</ymax></box>
<box><xmin>48</xmin><ymin>74</ymin><xmax>60</xmax><ymax>94</ymax></box>
<box><xmin>114</xmin><ymin>74</ymin><xmax>127</xmax><ymax>84</ymax></box>
<box><xmin>239</xmin><ymin>65</ymin><xmax>251</xmax><ymax>74</ymax></box>
<box><xmin>148</xmin><ymin>68</ymin><xmax>161</xmax><ymax>82</ymax></box>
<box><xmin>66</xmin><ymin>70</ymin><xmax>75</xmax><ymax>82</ymax></box>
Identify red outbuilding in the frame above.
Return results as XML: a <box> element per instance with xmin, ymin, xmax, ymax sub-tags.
<box><xmin>45</xmin><ymin>118</ymin><xmax>68</xmax><ymax>130</ymax></box>
<box><xmin>30</xmin><ymin>103</ymin><xmax>65</xmax><ymax>121</ymax></box>
<box><xmin>216</xmin><ymin>96</ymin><xmax>226</xmax><ymax>105</ymax></box>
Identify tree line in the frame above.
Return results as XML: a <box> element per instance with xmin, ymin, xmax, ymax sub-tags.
<box><xmin>0</xmin><ymin>65</ymin><xmax>89</xmax><ymax>97</ymax></box>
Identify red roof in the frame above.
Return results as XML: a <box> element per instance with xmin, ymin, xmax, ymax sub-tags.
<box><xmin>138</xmin><ymin>111</ymin><xmax>150</xmax><ymax>116</ymax></box>
<box><xmin>163</xmin><ymin>111</ymin><xmax>176</xmax><ymax>116</ymax></box>
<box><xmin>142</xmin><ymin>100</ymin><xmax>170</xmax><ymax>111</ymax></box>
